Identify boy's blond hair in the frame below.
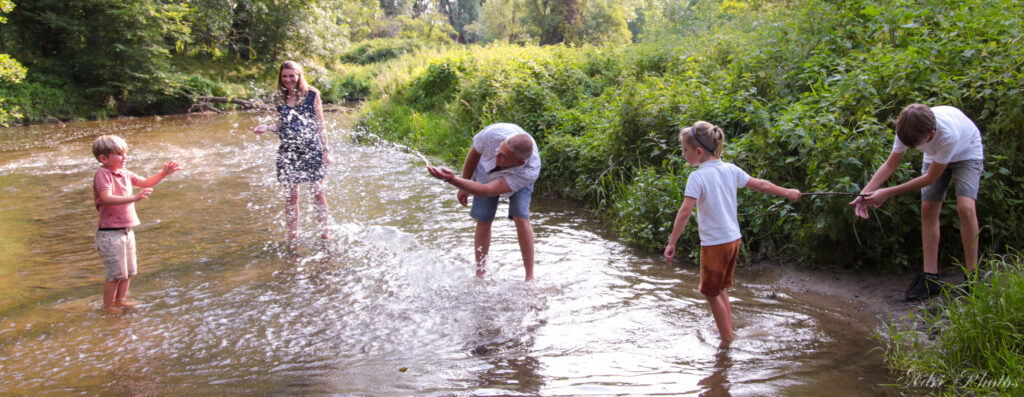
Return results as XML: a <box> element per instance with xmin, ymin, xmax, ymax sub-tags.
<box><xmin>895</xmin><ymin>103</ymin><xmax>936</xmax><ymax>148</ymax></box>
<box><xmin>92</xmin><ymin>135</ymin><xmax>128</xmax><ymax>160</ymax></box>
<box><xmin>679</xmin><ymin>121</ymin><xmax>725</xmax><ymax>157</ymax></box>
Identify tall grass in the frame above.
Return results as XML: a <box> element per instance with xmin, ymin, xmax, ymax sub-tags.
<box><xmin>879</xmin><ymin>253</ymin><xmax>1024</xmax><ymax>394</ymax></box>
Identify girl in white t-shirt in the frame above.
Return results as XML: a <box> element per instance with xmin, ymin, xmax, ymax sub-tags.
<box><xmin>664</xmin><ymin>121</ymin><xmax>801</xmax><ymax>343</ymax></box>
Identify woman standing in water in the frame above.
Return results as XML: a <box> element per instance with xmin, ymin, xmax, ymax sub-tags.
<box><xmin>254</xmin><ymin>61</ymin><xmax>331</xmax><ymax>244</ymax></box>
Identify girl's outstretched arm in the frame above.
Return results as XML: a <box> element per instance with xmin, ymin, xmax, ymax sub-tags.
<box><xmin>746</xmin><ymin>178</ymin><xmax>801</xmax><ymax>201</ymax></box>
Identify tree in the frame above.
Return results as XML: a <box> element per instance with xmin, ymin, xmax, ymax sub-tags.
<box><xmin>3</xmin><ymin>0</ymin><xmax>187</xmax><ymax>105</ymax></box>
<box><xmin>0</xmin><ymin>0</ymin><xmax>27</xmax><ymax>124</ymax></box>
<box><xmin>520</xmin><ymin>0</ymin><xmax>633</xmax><ymax>45</ymax></box>
<box><xmin>439</xmin><ymin>0</ymin><xmax>481</xmax><ymax>42</ymax></box>
<box><xmin>476</xmin><ymin>0</ymin><xmax>519</xmax><ymax>43</ymax></box>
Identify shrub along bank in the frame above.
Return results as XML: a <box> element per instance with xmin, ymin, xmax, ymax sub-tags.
<box><xmin>357</xmin><ymin>0</ymin><xmax>1024</xmax><ymax>269</ymax></box>
<box><xmin>880</xmin><ymin>253</ymin><xmax>1024</xmax><ymax>395</ymax></box>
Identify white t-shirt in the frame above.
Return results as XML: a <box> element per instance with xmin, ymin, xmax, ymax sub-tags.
<box><xmin>471</xmin><ymin>123</ymin><xmax>541</xmax><ymax>198</ymax></box>
<box><xmin>892</xmin><ymin>106</ymin><xmax>984</xmax><ymax>164</ymax></box>
<box><xmin>684</xmin><ymin>160</ymin><xmax>750</xmax><ymax>246</ymax></box>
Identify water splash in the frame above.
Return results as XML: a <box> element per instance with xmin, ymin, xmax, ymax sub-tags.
<box><xmin>351</xmin><ymin>128</ymin><xmax>433</xmax><ymax>168</ymax></box>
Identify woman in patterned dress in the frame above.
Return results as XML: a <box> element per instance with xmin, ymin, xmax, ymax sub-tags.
<box><xmin>253</xmin><ymin>61</ymin><xmax>331</xmax><ymax>243</ymax></box>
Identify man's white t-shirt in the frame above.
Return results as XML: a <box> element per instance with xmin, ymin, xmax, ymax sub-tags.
<box><xmin>471</xmin><ymin>123</ymin><xmax>541</xmax><ymax>198</ymax></box>
<box><xmin>892</xmin><ymin>106</ymin><xmax>984</xmax><ymax>164</ymax></box>
<box><xmin>684</xmin><ymin>159</ymin><xmax>750</xmax><ymax>246</ymax></box>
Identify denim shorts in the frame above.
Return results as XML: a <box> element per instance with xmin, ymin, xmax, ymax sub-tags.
<box><xmin>470</xmin><ymin>183</ymin><xmax>534</xmax><ymax>221</ymax></box>
<box><xmin>95</xmin><ymin>228</ymin><xmax>137</xmax><ymax>282</ymax></box>
<box><xmin>921</xmin><ymin>159</ymin><xmax>983</xmax><ymax>201</ymax></box>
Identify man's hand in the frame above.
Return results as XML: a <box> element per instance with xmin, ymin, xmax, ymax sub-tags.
<box><xmin>457</xmin><ymin>189</ymin><xmax>469</xmax><ymax>206</ymax></box>
<box><xmin>785</xmin><ymin>188</ymin><xmax>801</xmax><ymax>201</ymax></box>
<box><xmin>426</xmin><ymin>166</ymin><xmax>455</xmax><ymax>182</ymax></box>
<box><xmin>664</xmin><ymin>243</ymin><xmax>676</xmax><ymax>265</ymax></box>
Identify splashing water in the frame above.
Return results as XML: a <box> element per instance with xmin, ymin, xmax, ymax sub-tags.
<box><xmin>352</xmin><ymin>128</ymin><xmax>433</xmax><ymax>168</ymax></box>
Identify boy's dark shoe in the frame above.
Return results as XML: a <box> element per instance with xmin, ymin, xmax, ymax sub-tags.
<box><xmin>904</xmin><ymin>272</ymin><xmax>943</xmax><ymax>301</ymax></box>
<box><xmin>952</xmin><ymin>271</ymin><xmax>979</xmax><ymax>296</ymax></box>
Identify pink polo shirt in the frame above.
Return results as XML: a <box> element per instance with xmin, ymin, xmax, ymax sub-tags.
<box><xmin>93</xmin><ymin>166</ymin><xmax>144</xmax><ymax>229</ymax></box>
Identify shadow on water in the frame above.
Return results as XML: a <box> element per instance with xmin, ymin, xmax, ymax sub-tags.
<box><xmin>0</xmin><ymin>112</ymin><xmax>898</xmax><ymax>395</ymax></box>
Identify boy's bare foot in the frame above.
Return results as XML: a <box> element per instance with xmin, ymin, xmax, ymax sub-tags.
<box><xmin>115</xmin><ymin>300</ymin><xmax>140</xmax><ymax>307</ymax></box>
<box><xmin>103</xmin><ymin>305</ymin><xmax>123</xmax><ymax>313</ymax></box>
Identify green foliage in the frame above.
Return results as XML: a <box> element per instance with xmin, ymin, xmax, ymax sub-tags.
<box><xmin>880</xmin><ymin>254</ymin><xmax>1024</xmax><ymax>394</ymax></box>
<box><xmin>339</xmin><ymin>38</ymin><xmax>432</xmax><ymax>65</ymax></box>
<box><xmin>360</xmin><ymin>0</ymin><xmax>1024</xmax><ymax>270</ymax></box>
<box><xmin>0</xmin><ymin>0</ymin><xmax>26</xmax><ymax>125</ymax></box>
<box><xmin>320</xmin><ymin>65</ymin><xmax>374</xmax><ymax>102</ymax></box>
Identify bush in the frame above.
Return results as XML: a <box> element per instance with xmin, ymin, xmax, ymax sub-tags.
<box><xmin>880</xmin><ymin>253</ymin><xmax>1024</xmax><ymax>394</ymax></box>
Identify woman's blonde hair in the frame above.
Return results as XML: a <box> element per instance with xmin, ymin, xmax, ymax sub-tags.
<box><xmin>679</xmin><ymin>121</ymin><xmax>725</xmax><ymax>157</ymax></box>
<box><xmin>275</xmin><ymin>61</ymin><xmax>310</xmax><ymax>104</ymax></box>
<box><xmin>92</xmin><ymin>135</ymin><xmax>128</xmax><ymax>160</ymax></box>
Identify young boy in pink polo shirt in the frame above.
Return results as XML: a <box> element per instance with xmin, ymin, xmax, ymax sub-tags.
<box><xmin>92</xmin><ymin>135</ymin><xmax>180</xmax><ymax>312</ymax></box>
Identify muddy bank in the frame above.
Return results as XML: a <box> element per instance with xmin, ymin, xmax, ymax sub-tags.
<box><xmin>743</xmin><ymin>260</ymin><xmax>971</xmax><ymax>336</ymax></box>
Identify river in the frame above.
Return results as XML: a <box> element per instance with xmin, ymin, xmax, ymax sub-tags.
<box><xmin>0</xmin><ymin>111</ymin><xmax>897</xmax><ymax>395</ymax></box>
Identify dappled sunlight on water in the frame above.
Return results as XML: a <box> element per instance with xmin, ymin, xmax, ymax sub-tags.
<box><xmin>0</xmin><ymin>112</ymin><xmax>895</xmax><ymax>395</ymax></box>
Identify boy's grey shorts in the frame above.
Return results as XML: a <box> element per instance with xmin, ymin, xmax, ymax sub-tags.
<box><xmin>470</xmin><ymin>183</ymin><xmax>533</xmax><ymax>221</ymax></box>
<box><xmin>921</xmin><ymin>159</ymin><xmax>983</xmax><ymax>202</ymax></box>
<box><xmin>95</xmin><ymin>228</ymin><xmax>137</xmax><ymax>282</ymax></box>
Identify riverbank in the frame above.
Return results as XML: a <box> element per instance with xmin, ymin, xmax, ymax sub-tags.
<box><xmin>747</xmin><ymin>256</ymin><xmax>1024</xmax><ymax>395</ymax></box>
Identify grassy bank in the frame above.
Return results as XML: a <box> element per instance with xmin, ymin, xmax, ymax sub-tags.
<box><xmin>356</xmin><ymin>0</ymin><xmax>1024</xmax><ymax>269</ymax></box>
<box><xmin>880</xmin><ymin>253</ymin><xmax>1024</xmax><ymax>395</ymax></box>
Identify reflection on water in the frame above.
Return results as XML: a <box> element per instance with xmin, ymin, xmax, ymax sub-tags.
<box><xmin>0</xmin><ymin>113</ymin><xmax>896</xmax><ymax>395</ymax></box>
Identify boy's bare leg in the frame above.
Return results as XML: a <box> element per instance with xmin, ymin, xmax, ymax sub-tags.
<box><xmin>103</xmin><ymin>281</ymin><xmax>119</xmax><ymax>311</ymax></box>
<box><xmin>513</xmin><ymin>217</ymin><xmax>535</xmax><ymax>281</ymax></box>
<box><xmin>286</xmin><ymin>184</ymin><xmax>300</xmax><ymax>243</ymax></box>
<box><xmin>312</xmin><ymin>182</ymin><xmax>330</xmax><ymax>239</ymax></box>
<box><xmin>474</xmin><ymin>221</ymin><xmax>492</xmax><ymax>276</ymax></box>
<box><xmin>956</xmin><ymin>196</ymin><xmax>979</xmax><ymax>273</ymax></box>
<box><xmin>114</xmin><ymin>277</ymin><xmax>138</xmax><ymax>307</ymax></box>
<box><xmin>921</xmin><ymin>200</ymin><xmax>943</xmax><ymax>274</ymax></box>
<box><xmin>707</xmin><ymin>291</ymin><xmax>734</xmax><ymax>342</ymax></box>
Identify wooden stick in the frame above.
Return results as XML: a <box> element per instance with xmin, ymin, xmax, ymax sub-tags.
<box><xmin>803</xmin><ymin>192</ymin><xmax>866</xmax><ymax>196</ymax></box>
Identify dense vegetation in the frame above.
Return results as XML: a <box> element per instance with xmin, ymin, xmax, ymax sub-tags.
<box><xmin>357</xmin><ymin>0</ymin><xmax>1023</xmax><ymax>271</ymax></box>
<box><xmin>881</xmin><ymin>253</ymin><xmax>1024</xmax><ymax>394</ymax></box>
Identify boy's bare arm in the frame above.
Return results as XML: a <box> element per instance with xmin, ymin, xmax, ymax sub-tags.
<box><xmin>98</xmin><ymin>188</ymin><xmax>153</xmax><ymax>205</ymax></box>
<box><xmin>746</xmin><ymin>178</ymin><xmax>801</xmax><ymax>201</ymax></box>
<box><xmin>859</xmin><ymin>151</ymin><xmax>904</xmax><ymax>194</ymax></box>
<box><xmin>136</xmin><ymin>161</ymin><xmax>181</xmax><ymax>188</ymax></box>
<box><xmin>664</xmin><ymin>197</ymin><xmax>697</xmax><ymax>264</ymax></box>
<box><xmin>863</xmin><ymin>161</ymin><xmax>947</xmax><ymax>207</ymax></box>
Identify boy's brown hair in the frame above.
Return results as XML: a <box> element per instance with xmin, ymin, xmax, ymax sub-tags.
<box><xmin>895</xmin><ymin>104</ymin><xmax>936</xmax><ymax>148</ymax></box>
<box><xmin>679</xmin><ymin>121</ymin><xmax>725</xmax><ymax>157</ymax></box>
<box><xmin>92</xmin><ymin>135</ymin><xmax>128</xmax><ymax>160</ymax></box>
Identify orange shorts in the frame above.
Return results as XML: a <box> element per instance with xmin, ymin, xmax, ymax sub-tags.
<box><xmin>699</xmin><ymin>238</ymin><xmax>741</xmax><ymax>297</ymax></box>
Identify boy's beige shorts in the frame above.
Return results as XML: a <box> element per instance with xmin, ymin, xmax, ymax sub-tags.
<box><xmin>95</xmin><ymin>228</ymin><xmax>137</xmax><ymax>282</ymax></box>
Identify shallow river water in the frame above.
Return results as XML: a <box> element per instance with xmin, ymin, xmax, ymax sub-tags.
<box><xmin>0</xmin><ymin>112</ymin><xmax>898</xmax><ymax>395</ymax></box>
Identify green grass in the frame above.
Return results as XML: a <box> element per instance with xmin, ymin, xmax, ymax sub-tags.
<box><xmin>879</xmin><ymin>253</ymin><xmax>1024</xmax><ymax>395</ymax></box>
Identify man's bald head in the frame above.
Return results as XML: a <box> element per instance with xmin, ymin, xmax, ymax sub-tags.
<box><xmin>504</xmin><ymin>134</ymin><xmax>534</xmax><ymax>162</ymax></box>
